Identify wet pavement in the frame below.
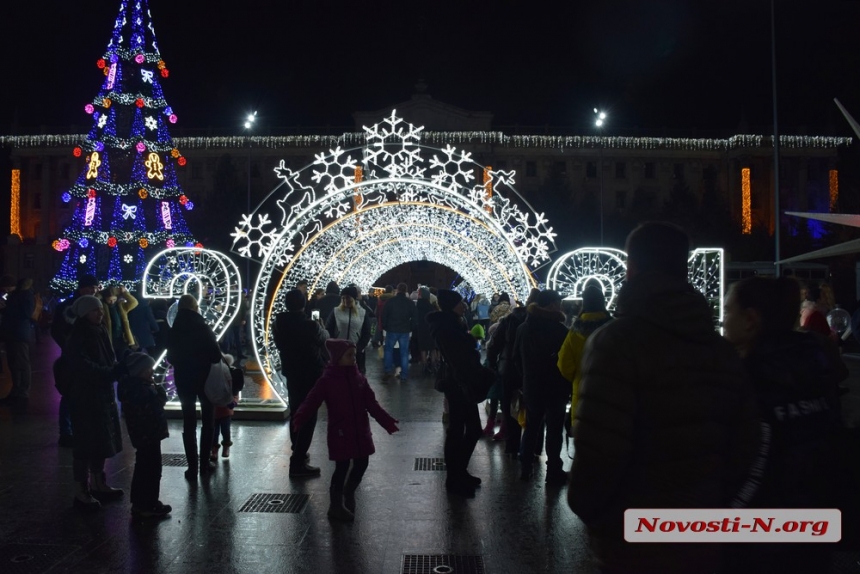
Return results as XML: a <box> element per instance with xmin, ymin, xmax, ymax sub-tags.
<box><xmin>1</xmin><ymin>338</ymin><xmax>859</xmax><ymax>573</ymax></box>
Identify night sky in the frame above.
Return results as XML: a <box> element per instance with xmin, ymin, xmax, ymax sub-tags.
<box><xmin>2</xmin><ymin>0</ymin><xmax>860</xmax><ymax>136</ymax></box>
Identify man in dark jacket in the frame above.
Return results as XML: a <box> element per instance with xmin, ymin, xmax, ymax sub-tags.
<box><xmin>274</xmin><ymin>289</ymin><xmax>329</xmax><ymax>478</ymax></box>
<box><xmin>487</xmin><ymin>288</ymin><xmax>540</xmax><ymax>455</ymax></box>
<box><xmin>428</xmin><ymin>289</ymin><xmax>490</xmax><ymax>497</ymax></box>
<box><xmin>513</xmin><ymin>289</ymin><xmax>569</xmax><ymax>484</ymax></box>
<box><xmin>382</xmin><ymin>283</ymin><xmax>417</xmax><ymax>382</ymax></box>
<box><xmin>316</xmin><ymin>281</ymin><xmax>341</xmax><ymax>327</ymax></box>
<box><xmin>50</xmin><ymin>274</ymin><xmax>99</xmax><ymax>446</ymax></box>
<box><xmin>1</xmin><ymin>278</ymin><xmax>35</xmax><ymax>400</ymax></box>
<box><xmin>567</xmin><ymin>222</ymin><xmax>759</xmax><ymax>574</ymax></box>
<box><xmin>372</xmin><ymin>285</ymin><xmax>394</xmax><ymax>348</ymax></box>
<box><xmin>127</xmin><ymin>290</ymin><xmax>159</xmax><ymax>355</ymax></box>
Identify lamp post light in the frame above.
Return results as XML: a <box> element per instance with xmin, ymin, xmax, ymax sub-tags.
<box><xmin>244</xmin><ymin>111</ymin><xmax>256</xmax><ymax>288</ymax></box>
<box><xmin>594</xmin><ymin>108</ymin><xmax>607</xmax><ymax>245</ymax></box>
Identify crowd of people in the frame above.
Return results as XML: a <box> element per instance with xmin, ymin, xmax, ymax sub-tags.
<box><xmin>0</xmin><ymin>220</ymin><xmax>856</xmax><ymax>572</ymax></box>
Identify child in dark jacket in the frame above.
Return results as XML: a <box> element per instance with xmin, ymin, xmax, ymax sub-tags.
<box><xmin>117</xmin><ymin>353</ymin><xmax>171</xmax><ymax>518</ymax></box>
<box><xmin>291</xmin><ymin>339</ymin><xmax>399</xmax><ymax>522</ymax></box>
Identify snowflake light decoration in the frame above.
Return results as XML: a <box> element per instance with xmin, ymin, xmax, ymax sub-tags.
<box><xmin>144</xmin><ymin>115</ymin><xmax>157</xmax><ymax>130</ymax></box>
<box><xmin>123</xmin><ymin>254</ymin><xmax>133</xmax><ymax>263</ymax></box>
<box><xmin>230</xmin><ymin>110</ymin><xmax>556</xmax><ymax>400</ymax></box>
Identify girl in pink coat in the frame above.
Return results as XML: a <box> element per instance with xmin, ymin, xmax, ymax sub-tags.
<box><xmin>291</xmin><ymin>339</ymin><xmax>399</xmax><ymax>522</ymax></box>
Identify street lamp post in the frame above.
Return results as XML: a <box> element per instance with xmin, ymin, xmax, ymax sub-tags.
<box><xmin>594</xmin><ymin>109</ymin><xmax>607</xmax><ymax>246</ymax></box>
<box><xmin>244</xmin><ymin>111</ymin><xmax>256</xmax><ymax>289</ymax></box>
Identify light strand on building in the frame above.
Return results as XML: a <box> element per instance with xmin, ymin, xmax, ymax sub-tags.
<box><xmin>483</xmin><ymin>166</ymin><xmax>493</xmax><ymax>214</ymax></box>
<box><xmin>829</xmin><ymin>169</ymin><xmax>839</xmax><ymax>212</ymax></box>
<box><xmin>10</xmin><ymin>169</ymin><xmax>21</xmax><ymax>239</ymax></box>
<box><xmin>741</xmin><ymin>168</ymin><xmax>751</xmax><ymax>234</ymax></box>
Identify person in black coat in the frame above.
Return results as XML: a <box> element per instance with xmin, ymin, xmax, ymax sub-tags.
<box><xmin>1</xmin><ymin>278</ymin><xmax>35</xmax><ymax>399</ymax></box>
<box><xmin>316</xmin><ymin>281</ymin><xmax>342</xmax><ymax>326</ymax></box>
<box><xmin>427</xmin><ymin>289</ymin><xmax>492</xmax><ymax>497</ymax></box>
<box><xmin>165</xmin><ymin>294</ymin><xmax>222</xmax><ymax>480</ymax></box>
<box><xmin>512</xmin><ymin>289</ymin><xmax>570</xmax><ymax>484</ymax></box>
<box><xmin>274</xmin><ymin>289</ymin><xmax>329</xmax><ymax>477</ymax></box>
<box><xmin>63</xmin><ymin>295</ymin><xmax>126</xmax><ymax>511</ymax></box>
<box><xmin>127</xmin><ymin>290</ymin><xmax>159</xmax><ymax>355</ymax></box>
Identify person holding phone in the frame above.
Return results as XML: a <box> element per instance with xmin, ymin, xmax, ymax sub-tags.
<box><xmin>274</xmin><ymin>289</ymin><xmax>329</xmax><ymax>478</ymax></box>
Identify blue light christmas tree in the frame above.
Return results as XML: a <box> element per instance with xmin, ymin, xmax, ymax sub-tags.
<box><xmin>50</xmin><ymin>0</ymin><xmax>198</xmax><ymax>293</ymax></box>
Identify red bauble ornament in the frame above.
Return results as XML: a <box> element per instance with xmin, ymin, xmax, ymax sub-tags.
<box><xmin>177</xmin><ymin>157</ymin><xmax>187</xmax><ymax>166</ymax></box>
<box><xmin>107</xmin><ymin>237</ymin><xmax>117</xmax><ymax>248</ymax></box>
<box><xmin>97</xmin><ymin>59</ymin><xmax>106</xmax><ymax>69</ymax></box>
<box><xmin>73</xmin><ymin>147</ymin><xmax>82</xmax><ymax>157</ymax></box>
<box><xmin>179</xmin><ymin>195</ymin><xmax>188</xmax><ymax>205</ymax></box>
<box><xmin>194</xmin><ymin>242</ymin><xmax>203</xmax><ymax>248</ymax></box>
<box><xmin>160</xmin><ymin>68</ymin><xmax>169</xmax><ymax>78</ymax></box>
<box><xmin>135</xmin><ymin>98</ymin><xmax>145</xmax><ymax>108</ymax></box>
<box><xmin>87</xmin><ymin>188</ymin><xmax>96</xmax><ymax>198</ymax></box>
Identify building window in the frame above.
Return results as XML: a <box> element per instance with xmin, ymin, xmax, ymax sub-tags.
<box><xmin>33</xmin><ymin>164</ymin><xmax>42</xmax><ymax>180</ymax></box>
<box><xmin>644</xmin><ymin>162</ymin><xmax>656</xmax><ymax>179</ymax></box>
<box><xmin>552</xmin><ymin>161</ymin><xmax>567</xmax><ymax>178</ymax></box>
<box><xmin>615</xmin><ymin>162</ymin><xmax>626</xmax><ymax>179</ymax></box>
<box><xmin>526</xmin><ymin>161</ymin><xmax>537</xmax><ymax>177</ymax></box>
<box><xmin>60</xmin><ymin>164</ymin><xmax>70</xmax><ymax>180</ymax></box>
<box><xmin>33</xmin><ymin>193</ymin><xmax>42</xmax><ymax>210</ymax></box>
<box><xmin>192</xmin><ymin>163</ymin><xmax>203</xmax><ymax>180</ymax></box>
<box><xmin>251</xmin><ymin>162</ymin><xmax>261</xmax><ymax>178</ymax></box>
<box><xmin>673</xmin><ymin>163</ymin><xmax>684</xmax><ymax>180</ymax></box>
<box><xmin>615</xmin><ymin>191</ymin><xmax>626</xmax><ymax>209</ymax></box>
<box><xmin>703</xmin><ymin>165</ymin><xmax>717</xmax><ymax>180</ymax></box>
<box><xmin>586</xmin><ymin>162</ymin><xmax>597</xmax><ymax>178</ymax></box>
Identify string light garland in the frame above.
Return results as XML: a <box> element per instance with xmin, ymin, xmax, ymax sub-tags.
<box><xmin>49</xmin><ymin>0</ymin><xmax>197</xmax><ymax>294</ymax></box>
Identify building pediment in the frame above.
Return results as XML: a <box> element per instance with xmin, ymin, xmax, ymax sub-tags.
<box><xmin>353</xmin><ymin>88</ymin><xmax>493</xmax><ymax>132</ymax></box>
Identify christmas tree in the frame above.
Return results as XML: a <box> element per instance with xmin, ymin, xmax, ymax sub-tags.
<box><xmin>50</xmin><ymin>0</ymin><xmax>198</xmax><ymax>293</ymax></box>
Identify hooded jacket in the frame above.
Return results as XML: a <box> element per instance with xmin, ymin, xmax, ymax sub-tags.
<box><xmin>567</xmin><ymin>272</ymin><xmax>759</xmax><ymax>574</ymax></box>
<box><xmin>512</xmin><ymin>304</ymin><xmax>569</xmax><ymax>401</ymax></box>
<box><xmin>291</xmin><ymin>361</ymin><xmax>398</xmax><ymax>461</ymax></box>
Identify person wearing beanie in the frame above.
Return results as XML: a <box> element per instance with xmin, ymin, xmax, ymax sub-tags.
<box><xmin>116</xmin><ymin>353</ymin><xmax>171</xmax><ymax>518</ymax></box>
<box><xmin>62</xmin><ymin>293</ymin><xmax>126</xmax><ymax>511</ymax></box>
<box><xmin>291</xmin><ymin>339</ymin><xmax>399</xmax><ymax>522</ymax></box>
<box><xmin>325</xmin><ymin>286</ymin><xmax>371</xmax><ymax>374</ymax></box>
<box><xmin>427</xmin><ymin>289</ymin><xmax>494</xmax><ymax>497</ymax></box>
<box><xmin>165</xmin><ymin>294</ymin><xmax>223</xmax><ymax>481</ymax></box>
<box><xmin>513</xmin><ymin>289</ymin><xmax>569</xmax><ymax>485</ymax></box>
<box><xmin>274</xmin><ymin>289</ymin><xmax>329</xmax><ymax>478</ymax></box>
<box><xmin>557</xmin><ymin>282</ymin><xmax>612</xmax><ymax>428</ymax></box>
<box><xmin>381</xmin><ymin>283</ymin><xmax>417</xmax><ymax>383</ymax></box>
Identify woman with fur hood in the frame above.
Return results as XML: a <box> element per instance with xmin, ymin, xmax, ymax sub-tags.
<box><xmin>557</xmin><ymin>283</ymin><xmax>612</xmax><ymax>423</ymax></box>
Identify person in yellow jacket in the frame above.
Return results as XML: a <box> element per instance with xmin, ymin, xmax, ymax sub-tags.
<box><xmin>98</xmin><ymin>285</ymin><xmax>138</xmax><ymax>356</ymax></box>
<box><xmin>556</xmin><ymin>283</ymin><xmax>612</xmax><ymax>425</ymax></box>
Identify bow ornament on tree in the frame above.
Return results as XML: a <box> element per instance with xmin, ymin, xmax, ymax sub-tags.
<box><xmin>121</xmin><ymin>203</ymin><xmax>138</xmax><ymax>220</ymax></box>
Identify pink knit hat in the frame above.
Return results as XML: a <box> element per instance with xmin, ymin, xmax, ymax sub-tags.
<box><xmin>325</xmin><ymin>338</ymin><xmax>355</xmax><ymax>365</ymax></box>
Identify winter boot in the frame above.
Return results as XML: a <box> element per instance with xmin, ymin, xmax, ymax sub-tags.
<box><xmin>327</xmin><ymin>488</ymin><xmax>355</xmax><ymax>522</ymax></box>
<box><xmin>182</xmin><ymin>432</ymin><xmax>198</xmax><ymax>480</ymax></box>
<box><xmin>343</xmin><ymin>482</ymin><xmax>359</xmax><ymax>514</ymax></box>
<box><xmin>492</xmin><ymin>419</ymin><xmax>508</xmax><ymax>441</ymax></box>
<box><xmin>73</xmin><ymin>481</ymin><xmax>101</xmax><ymax>512</ymax></box>
<box><xmin>221</xmin><ymin>441</ymin><xmax>232</xmax><ymax>458</ymax></box>
<box><xmin>199</xmin><ymin>431</ymin><xmax>216</xmax><ymax>476</ymax></box>
<box><xmin>90</xmin><ymin>471</ymin><xmax>124</xmax><ymax>500</ymax></box>
<box><xmin>210</xmin><ymin>445</ymin><xmax>219</xmax><ymax>461</ymax></box>
<box><xmin>482</xmin><ymin>417</ymin><xmax>495</xmax><ymax>437</ymax></box>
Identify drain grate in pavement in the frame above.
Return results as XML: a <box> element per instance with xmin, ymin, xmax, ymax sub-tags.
<box><xmin>414</xmin><ymin>458</ymin><xmax>446</xmax><ymax>471</ymax></box>
<box><xmin>402</xmin><ymin>554</ymin><xmax>485</xmax><ymax>574</ymax></box>
<box><xmin>0</xmin><ymin>543</ymin><xmax>78</xmax><ymax>574</ymax></box>
<box><xmin>161</xmin><ymin>454</ymin><xmax>188</xmax><ymax>467</ymax></box>
<box><xmin>238</xmin><ymin>493</ymin><xmax>309</xmax><ymax>514</ymax></box>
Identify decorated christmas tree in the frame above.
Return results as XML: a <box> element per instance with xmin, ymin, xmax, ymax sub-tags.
<box><xmin>50</xmin><ymin>0</ymin><xmax>198</xmax><ymax>293</ymax></box>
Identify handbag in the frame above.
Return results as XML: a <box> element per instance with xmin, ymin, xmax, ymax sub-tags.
<box><xmin>204</xmin><ymin>359</ymin><xmax>234</xmax><ymax>406</ymax></box>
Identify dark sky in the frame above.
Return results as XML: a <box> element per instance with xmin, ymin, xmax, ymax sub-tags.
<box><xmin>2</xmin><ymin>0</ymin><xmax>860</xmax><ymax>135</ymax></box>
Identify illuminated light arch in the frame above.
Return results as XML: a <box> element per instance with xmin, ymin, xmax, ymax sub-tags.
<box><xmin>231</xmin><ymin>111</ymin><xmax>556</xmax><ymax>397</ymax></box>
<box><xmin>547</xmin><ymin>246</ymin><xmax>724</xmax><ymax>326</ymax></box>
